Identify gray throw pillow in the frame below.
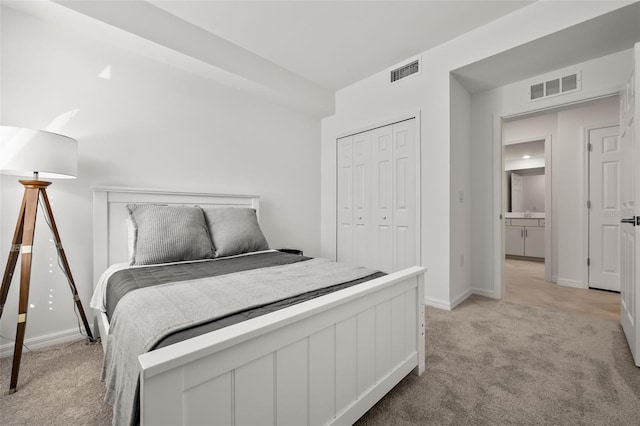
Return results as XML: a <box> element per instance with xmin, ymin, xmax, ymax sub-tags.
<box><xmin>127</xmin><ymin>204</ymin><xmax>214</xmax><ymax>265</ymax></box>
<box><xmin>202</xmin><ymin>207</ymin><xmax>269</xmax><ymax>257</ymax></box>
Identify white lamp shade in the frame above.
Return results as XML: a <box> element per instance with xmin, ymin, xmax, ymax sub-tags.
<box><xmin>0</xmin><ymin>126</ymin><xmax>78</xmax><ymax>179</ymax></box>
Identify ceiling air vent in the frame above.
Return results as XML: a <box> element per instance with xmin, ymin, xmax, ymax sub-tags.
<box><xmin>391</xmin><ymin>60</ymin><xmax>419</xmax><ymax>83</ymax></box>
<box><xmin>529</xmin><ymin>71</ymin><xmax>581</xmax><ymax>101</ymax></box>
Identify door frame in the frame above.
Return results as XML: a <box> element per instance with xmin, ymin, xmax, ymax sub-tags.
<box><xmin>503</xmin><ymin>133</ymin><xmax>552</xmax><ymax>284</ymax></box>
<box><xmin>492</xmin><ymin>92</ymin><xmax>620</xmax><ymax>299</ymax></box>
<box><xmin>583</xmin><ymin>123</ymin><xmax>622</xmax><ymax>290</ymax></box>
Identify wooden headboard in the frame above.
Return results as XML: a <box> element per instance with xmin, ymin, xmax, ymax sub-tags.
<box><xmin>91</xmin><ymin>186</ymin><xmax>260</xmax><ymax>288</ymax></box>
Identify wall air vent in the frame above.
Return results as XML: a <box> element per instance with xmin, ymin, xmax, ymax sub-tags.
<box><xmin>529</xmin><ymin>71</ymin><xmax>581</xmax><ymax>101</ymax></box>
<box><xmin>391</xmin><ymin>59</ymin><xmax>419</xmax><ymax>83</ymax></box>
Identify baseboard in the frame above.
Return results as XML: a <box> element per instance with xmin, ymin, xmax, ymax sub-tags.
<box><xmin>424</xmin><ymin>296</ymin><xmax>452</xmax><ymax>311</ymax></box>
<box><xmin>450</xmin><ymin>289</ymin><xmax>473</xmax><ymax>310</ymax></box>
<box><xmin>556</xmin><ymin>278</ymin><xmax>586</xmax><ymax>289</ymax></box>
<box><xmin>552</xmin><ymin>275</ymin><xmax>558</xmax><ymax>283</ymax></box>
<box><xmin>426</xmin><ymin>287</ymin><xmax>498</xmax><ymax>311</ymax></box>
<box><xmin>0</xmin><ymin>327</ymin><xmax>88</xmax><ymax>358</ymax></box>
<box><xmin>471</xmin><ymin>287</ymin><xmax>497</xmax><ymax>299</ymax></box>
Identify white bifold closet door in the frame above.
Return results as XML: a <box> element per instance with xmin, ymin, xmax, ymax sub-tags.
<box><xmin>337</xmin><ymin>119</ymin><xmax>417</xmax><ymax>273</ymax></box>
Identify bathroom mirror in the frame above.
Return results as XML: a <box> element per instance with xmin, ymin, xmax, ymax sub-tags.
<box><xmin>505</xmin><ymin>140</ymin><xmax>545</xmax><ymax>214</ymax></box>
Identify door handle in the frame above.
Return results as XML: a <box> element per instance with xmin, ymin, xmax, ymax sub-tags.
<box><xmin>621</xmin><ymin>216</ymin><xmax>639</xmax><ymax>226</ymax></box>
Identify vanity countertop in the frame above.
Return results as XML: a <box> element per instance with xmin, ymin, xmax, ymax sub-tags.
<box><xmin>505</xmin><ymin>212</ymin><xmax>545</xmax><ymax>219</ymax></box>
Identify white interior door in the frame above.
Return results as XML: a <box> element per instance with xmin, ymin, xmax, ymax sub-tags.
<box><xmin>511</xmin><ymin>173</ymin><xmax>523</xmax><ymax>212</ymax></box>
<box><xmin>337</xmin><ymin>117</ymin><xmax>418</xmax><ymax>272</ymax></box>
<box><xmin>620</xmin><ymin>43</ymin><xmax>639</xmax><ymax>366</ymax></box>
<box><xmin>371</xmin><ymin>125</ymin><xmax>393</xmax><ymax>273</ymax></box>
<box><xmin>337</xmin><ymin>136</ymin><xmax>354</xmax><ymax>265</ymax></box>
<box><xmin>589</xmin><ymin>126</ymin><xmax>621</xmax><ymax>291</ymax></box>
<box><xmin>392</xmin><ymin>120</ymin><xmax>416</xmax><ymax>271</ymax></box>
<box><xmin>352</xmin><ymin>131</ymin><xmax>372</xmax><ymax>269</ymax></box>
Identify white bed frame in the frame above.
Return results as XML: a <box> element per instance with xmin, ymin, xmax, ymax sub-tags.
<box><xmin>92</xmin><ymin>186</ymin><xmax>426</xmax><ymax>425</ymax></box>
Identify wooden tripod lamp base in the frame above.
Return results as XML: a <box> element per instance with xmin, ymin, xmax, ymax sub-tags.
<box><xmin>0</xmin><ymin>180</ymin><xmax>94</xmax><ymax>393</ymax></box>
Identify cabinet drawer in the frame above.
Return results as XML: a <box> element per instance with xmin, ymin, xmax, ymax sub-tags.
<box><xmin>510</xmin><ymin>218</ymin><xmax>539</xmax><ymax>227</ymax></box>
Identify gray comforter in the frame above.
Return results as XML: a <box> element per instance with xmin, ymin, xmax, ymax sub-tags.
<box><xmin>103</xmin><ymin>257</ymin><xmax>377</xmax><ymax>425</ymax></box>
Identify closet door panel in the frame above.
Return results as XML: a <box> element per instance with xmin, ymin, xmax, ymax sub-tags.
<box><xmin>371</xmin><ymin>125</ymin><xmax>394</xmax><ymax>273</ymax></box>
<box><xmin>337</xmin><ymin>136</ymin><xmax>354</xmax><ymax>264</ymax></box>
<box><xmin>393</xmin><ymin>120</ymin><xmax>416</xmax><ymax>271</ymax></box>
<box><xmin>336</xmin><ymin>117</ymin><xmax>418</xmax><ymax>272</ymax></box>
<box><xmin>352</xmin><ymin>131</ymin><xmax>372</xmax><ymax>268</ymax></box>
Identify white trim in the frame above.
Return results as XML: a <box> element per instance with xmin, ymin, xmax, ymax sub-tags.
<box><xmin>424</xmin><ymin>296</ymin><xmax>452</xmax><ymax>311</ymax></box>
<box><xmin>450</xmin><ymin>289</ymin><xmax>473</xmax><ymax>310</ymax></box>
<box><xmin>335</xmin><ymin>110</ymin><xmax>421</xmax><ymax>140</ymax></box>
<box><xmin>502</xmin><ymin>91</ymin><xmax>620</xmax><ymax>121</ymax></box>
<box><xmin>0</xmin><ymin>327</ymin><xmax>88</xmax><ymax>358</ymax></box>
<box><xmin>472</xmin><ymin>287</ymin><xmax>498</xmax><ymax>299</ymax></box>
<box><xmin>436</xmin><ymin>287</ymin><xmax>498</xmax><ymax>312</ymax></box>
<box><xmin>493</xmin><ymin>113</ymin><xmax>504</xmax><ymax>300</ymax></box>
<box><xmin>556</xmin><ymin>278</ymin><xmax>587</xmax><ymax>289</ymax></box>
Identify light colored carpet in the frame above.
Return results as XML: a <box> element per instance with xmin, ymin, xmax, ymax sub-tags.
<box><xmin>357</xmin><ymin>295</ymin><xmax>640</xmax><ymax>425</ymax></box>
<box><xmin>1</xmin><ymin>296</ymin><xmax>639</xmax><ymax>425</ymax></box>
<box><xmin>0</xmin><ymin>339</ymin><xmax>112</xmax><ymax>426</ymax></box>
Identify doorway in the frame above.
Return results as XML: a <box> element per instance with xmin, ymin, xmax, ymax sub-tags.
<box><xmin>503</xmin><ymin>135</ymin><xmax>551</xmax><ymax>283</ymax></box>
<box><xmin>499</xmin><ymin>96</ymin><xmax>621</xmax><ymax>298</ymax></box>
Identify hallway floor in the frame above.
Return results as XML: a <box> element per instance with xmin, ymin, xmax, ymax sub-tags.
<box><xmin>504</xmin><ymin>258</ymin><xmax>620</xmax><ymax>321</ymax></box>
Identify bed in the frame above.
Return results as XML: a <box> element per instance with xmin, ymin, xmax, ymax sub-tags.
<box><xmin>91</xmin><ymin>186</ymin><xmax>426</xmax><ymax>425</ymax></box>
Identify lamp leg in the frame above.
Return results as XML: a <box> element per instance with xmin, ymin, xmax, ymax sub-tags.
<box><xmin>9</xmin><ymin>186</ymin><xmax>40</xmax><ymax>393</ymax></box>
<box><xmin>39</xmin><ymin>189</ymin><xmax>94</xmax><ymax>342</ymax></box>
<box><xmin>2</xmin><ymin>181</ymin><xmax>95</xmax><ymax>393</ymax></box>
<box><xmin>0</xmin><ymin>194</ymin><xmax>27</xmax><ymax>321</ymax></box>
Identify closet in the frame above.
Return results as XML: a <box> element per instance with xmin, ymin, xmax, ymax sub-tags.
<box><xmin>337</xmin><ymin>118</ymin><xmax>418</xmax><ymax>273</ymax></box>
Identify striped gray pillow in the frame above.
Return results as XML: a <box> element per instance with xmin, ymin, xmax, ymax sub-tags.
<box><xmin>127</xmin><ymin>204</ymin><xmax>214</xmax><ymax>265</ymax></box>
<box><xmin>202</xmin><ymin>207</ymin><xmax>269</xmax><ymax>257</ymax></box>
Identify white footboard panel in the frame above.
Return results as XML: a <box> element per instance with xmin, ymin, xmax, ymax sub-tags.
<box><xmin>138</xmin><ymin>267</ymin><xmax>426</xmax><ymax>425</ymax></box>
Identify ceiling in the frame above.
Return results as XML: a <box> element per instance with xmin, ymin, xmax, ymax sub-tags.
<box><xmin>505</xmin><ymin>140</ymin><xmax>545</xmax><ymax>161</ymax></box>
<box><xmin>3</xmin><ymin>1</ymin><xmax>637</xmax><ymax>115</ymax></box>
<box><xmin>146</xmin><ymin>0</ymin><xmax>534</xmax><ymax>91</ymax></box>
<box><xmin>453</xmin><ymin>2</ymin><xmax>640</xmax><ymax>93</ymax></box>
<box><xmin>4</xmin><ymin>0</ymin><xmax>532</xmax><ymax>92</ymax></box>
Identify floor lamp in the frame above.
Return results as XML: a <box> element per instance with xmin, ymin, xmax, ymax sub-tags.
<box><xmin>0</xmin><ymin>126</ymin><xmax>94</xmax><ymax>394</ymax></box>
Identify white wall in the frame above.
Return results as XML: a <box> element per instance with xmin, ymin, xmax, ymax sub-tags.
<box><xmin>0</xmin><ymin>7</ymin><xmax>322</xmax><ymax>351</ymax></box>
<box><xmin>321</xmin><ymin>1</ymin><xmax>629</xmax><ymax>309</ymax></box>
<box><xmin>449</xmin><ymin>76</ymin><xmax>472</xmax><ymax>305</ymax></box>
<box><xmin>474</xmin><ymin>57</ymin><xmax>627</xmax><ymax>294</ymax></box>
